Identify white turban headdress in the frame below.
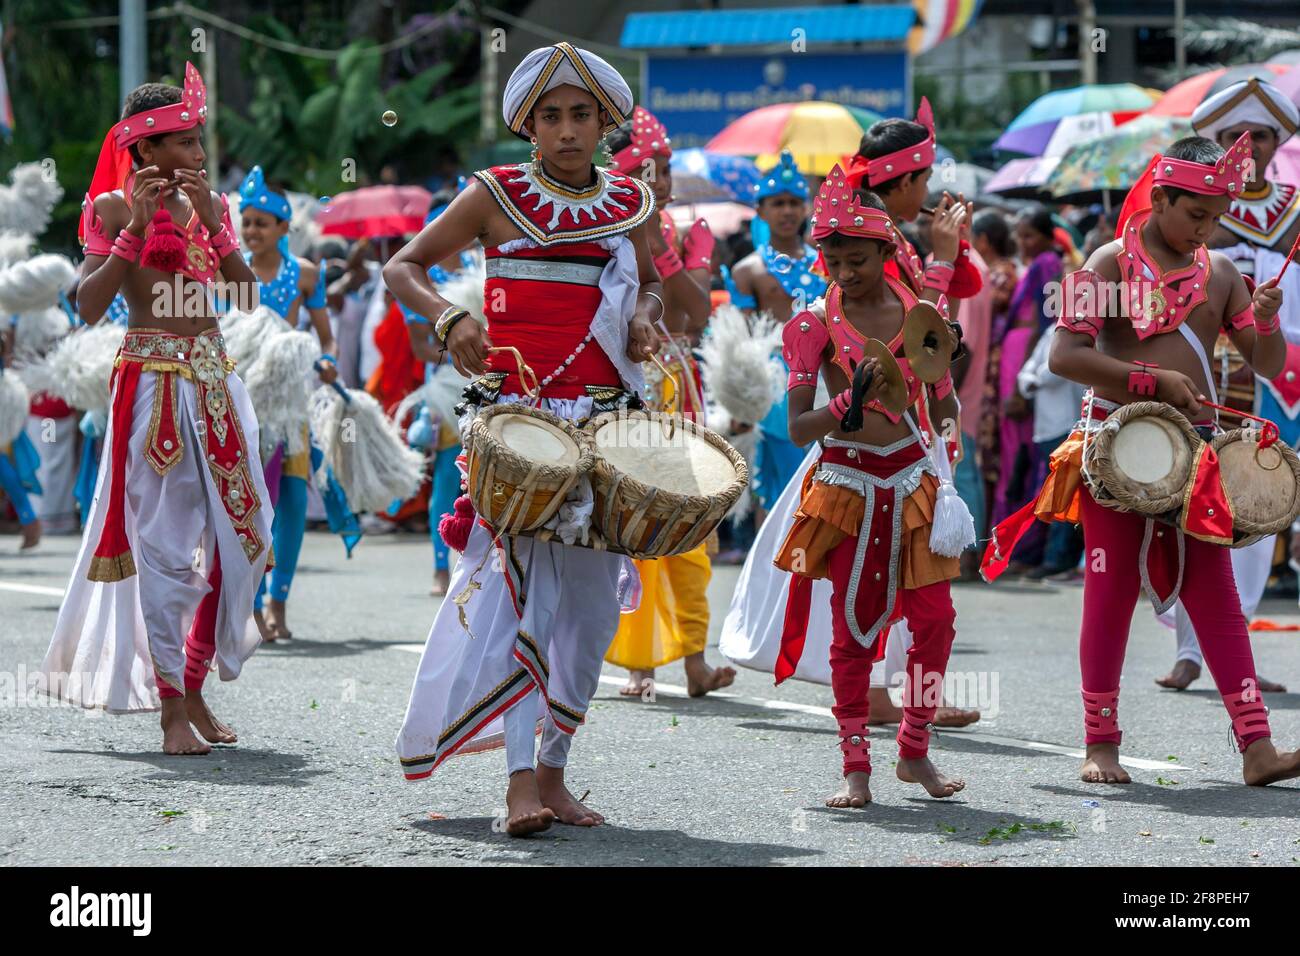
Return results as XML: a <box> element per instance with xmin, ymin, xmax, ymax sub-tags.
<box><xmin>502</xmin><ymin>43</ymin><xmax>633</xmax><ymax>140</ymax></box>
<box><xmin>1192</xmin><ymin>78</ymin><xmax>1299</xmax><ymax>147</ymax></box>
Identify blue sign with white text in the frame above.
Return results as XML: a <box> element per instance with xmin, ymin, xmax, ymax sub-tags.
<box><xmin>645</xmin><ymin>51</ymin><xmax>908</xmax><ymax>148</ymax></box>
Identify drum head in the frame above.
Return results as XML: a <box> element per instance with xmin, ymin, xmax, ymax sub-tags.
<box><xmin>1214</xmin><ymin>431</ymin><xmax>1300</xmax><ymax>535</ymax></box>
<box><xmin>1102</xmin><ymin>414</ymin><xmax>1195</xmax><ymax>505</ymax></box>
<box><xmin>487</xmin><ymin>412</ymin><xmax>580</xmax><ymax>466</ymax></box>
<box><xmin>594</xmin><ymin>417</ymin><xmax>737</xmax><ymax>497</ymax></box>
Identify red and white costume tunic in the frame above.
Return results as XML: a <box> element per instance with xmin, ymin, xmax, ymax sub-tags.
<box><xmin>397</xmin><ymin>159</ymin><xmax>657</xmax><ymax>780</ymax></box>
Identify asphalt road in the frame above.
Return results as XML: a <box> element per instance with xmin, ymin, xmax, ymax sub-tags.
<box><xmin>3</xmin><ymin>529</ymin><xmax>1299</xmax><ymax>866</ymax></box>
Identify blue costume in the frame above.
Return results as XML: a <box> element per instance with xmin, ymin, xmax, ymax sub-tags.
<box><xmin>393</xmin><ymin>192</ymin><xmax>473</xmax><ymax>574</ymax></box>
<box><xmin>237</xmin><ymin>166</ymin><xmax>358</xmax><ymax>613</ymax></box>
<box><xmin>720</xmin><ymin>151</ymin><xmax>824</xmax><ymax>510</ymax></box>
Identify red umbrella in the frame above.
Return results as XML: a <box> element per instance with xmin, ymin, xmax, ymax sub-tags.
<box><xmin>316</xmin><ymin>185</ymin><xmax>433</xmax><ymax>239</ymax></box>
<box><xmin>1148</xmin><ymin>64</ymin><xmax>1290</xmax><ymax>118</ymax></box>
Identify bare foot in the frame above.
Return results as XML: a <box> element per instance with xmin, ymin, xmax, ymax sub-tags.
<box><xmin>825</xmin><ymin>770</ymin><xmax>873</xmax><ymax>808</ymax></box>
<box><xmin>266</xmin><ymin>599</ymin><xmax>292</xmax><ymax>641</ymax></box>
<box><xmin>504</xmin><ymin>770</ymin><xmax>555</xmax><ymax>837</ymax></box>
<box><xmin>1155</xmin><ymin>659</ymin><xmax>1201</xmax><ymax>690</ymax></box>
<box><xmin>1242</xmin><ymin>738</ymin><xmax>1300</xmax><ymax>786</ymax></box>
<box><xmin>536</xmin><ymin>763</ymin><xmax>604</xmax><ymax>826</ymax></box>
<box><xmin>934</xmin><ymin>706</ymin><xmax>980</xmax><ymax>727</ymax></box>
<box><xmin>253</xmin><ymin>608</ymin><xmax>277</xmax><ymax>643</ymax></box>
<box><xmin>684</xmin><ymin>653</ymin><xmax>735</xmax><ymax>698</ymax></box>
<box><xmin>185</xmin><ymin>689</ymin><xmax>237</xmax><ymax>744</ymax></box>
<box><xmin>619</xmin><ymin>670</ymin><xmax>655</xmax><ymax>698</ymax></box>
<box><xmin>897</xmin><ymin>756</ymin><xmax>966</xmax><ymax>798</ymax></box>
<box><xmin>19</xmin><ymin>519</ymin><xmax>41</xmax><ymax>552</ymax></box>
<box><xmin>1079</xmin><ymin>742</ymin><xmax>1131</xmax><ymax>784</ymax></box>
<box><xmin>160</xmin><ymin>698</ymin><xmax>211</xmax><ymax>755</ymax></box>
<box><xmin>866</xmin><ymin>687</ymin><xmax>902</xmax><ymax>725</ymax></box>
<box><xmin>1257</xmin><ymin>675</ymin><xmax>1287</xmax><ymax>694</ymax></box>
<box><xmin>430</xmin><ymin>568</ymin><xmax>450</xmax><ymax>597</ymax></box>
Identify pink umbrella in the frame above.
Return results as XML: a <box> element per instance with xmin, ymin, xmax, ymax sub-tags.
<box><xmin>316</xmin><ymin>185</ymin><xmax>433</xmax><ymax>239</ymax></box>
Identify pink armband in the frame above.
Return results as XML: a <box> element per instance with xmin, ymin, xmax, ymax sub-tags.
<box><xmin>654</xmin><ymin>246</ymin><xmax>684</xmax><ymax>280</ymax></box>
<box><xmin>681</xmin><ymin>218</ymin><xmax>715</xmax><ymax>272</ymax></box>
<box><xmin>81</xmin><ymin>194</ymin><xmax>112</xmax><ymax>257</ymax></box>
<box><xmin>1056</xmin><ymin>268</ymin><xmax>1104</xmax><ymax>340</ymax></box>
<box><xmin>210</xmin><ymin>223</ymin><xmax>239</xmax><ymax>260</ymax></box>
<box><xmin>931</xmin><ymin>369</ymin><xmax>954</xmax><ymax>400</ymax></box>
<box><xmin>111</xmin><ymin>229</ymin><xmax>145</xmax><ymax>263</ymax></box>
<box><xmin>783</xmin><ymin>311</ymin><xmax>829</xmax><ymax>390</ymax></box>
<box><xmin>1227</xmin><ymin>302</ymin><xmax>1274</xmax><ymax>335</ymax></box>
<box><xmin>923</xmin><ymin>260</ymin><xmax>954</xmax><ymax>294</ymax></box>
<box><xmin>827</xmin><ymin>388</ymin><xmax>852</xmax><ymax>420</ymax></box>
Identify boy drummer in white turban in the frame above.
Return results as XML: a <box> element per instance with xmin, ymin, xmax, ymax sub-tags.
<box><xmin>385</xmin><ymin>44</ymin><xmax>663</xmax><ymax>837</ymax></box>
<box><xmin>1156</xmin><ymin>78</ymin><xmax>1300</xmax><ymax>693</ymax></box>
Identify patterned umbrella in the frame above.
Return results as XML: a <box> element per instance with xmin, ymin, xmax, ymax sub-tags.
<box><xmin>986</xmin><ymin>156</ymin><xmax>1059</xmax><ymax>199</ymax></box>
<box><xmin>1046</xmin><ymin>114</ymin><xmax>1191</xmax><ymax>200</ymax></box>
<box><xmin>993</xmin><ymin>110</ymin><xmax>1145</xmax><ymax>158</ymax></box>
<box><xmin>995</xmin><ymin>84</ymin><xmax>1156</xmax><ymax>157</ymax></box>
<box><xmin>670</xmin><ymin>149</ymin><xmax>762</xmax><ymax>206</ymax></box>
<box><xmin>705</xmin><ymin>101</ymin><xmax>885</xmax><ymax>176</ymax></box>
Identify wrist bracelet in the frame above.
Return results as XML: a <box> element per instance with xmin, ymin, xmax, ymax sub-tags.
<box><xmin>828</xmin><ymin>388</ymin><xmax>853</xmax><ymax>419</ymax></box>
<box><xmin>1128</xmin><ymin>360</ymin><xmax>1159</xmax><ymax>397</ymax></box>
<box><xmin>923</xmin><ymin>260</ymin><xmax>954</xmax><ymax>294</ymax></box>
<box><xmin>639</xmin><ymin>290</ymin><xmax>666</xmax><ymax>321</ymax></box>
<box><xmin>111</xmin><ymin>229</ymin><xmax>145</xmax><ymax>263</ymax></box>
<box><xmin>319</xmin><ymin>353</ymin><xmax>336</xmax><ymax>365</ymax></box>
<box><xmin>435</xmin><ymin>307</ymin><xmax>470</xmax><ymax>345</ymax></box>
<box><xmin>1255</xmin><ymin>312</ymin><xmax>1281</xmax><ymax>336</ymax></box>
<box><xmin>653</xmin><ymin>247</ymin><xmax>684</xmax><ymax>280</ymax></box>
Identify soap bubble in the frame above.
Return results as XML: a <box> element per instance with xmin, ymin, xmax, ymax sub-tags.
<box><xmin>770</xmin><ymin>253</ymin><xmax>794</xmax><ymax>275</ymax></box>
<box><xmin>381</xmin><ymin>110</ymin><xmax>399</xmax><ymax>127</ymax></box>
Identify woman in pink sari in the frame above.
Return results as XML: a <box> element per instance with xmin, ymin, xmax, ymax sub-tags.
<box><xmin>980</xmin><ymin>208</ymin><xmax>1063</xmax><ymax>571</ymax></box>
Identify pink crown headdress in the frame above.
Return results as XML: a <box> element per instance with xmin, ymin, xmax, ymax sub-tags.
<box><xmin>610</xmin><ymin>105</ymin><xmax>671</xmax><ymax>175</ymax></box>
<box><xmin>810</xmin><ymin>163</ymin><xmax>895</xmax><ymax>242</ymax></box>
<box><xmin>864</xmin><ymin>97</ymin><xmax>936</xmax><ymax>187</ymax></box>
<box><xmin>111</xmin><ymin>62</ymin><xmax>207</xmax><ymax>150</ymax></box>
<box><xmin>1152</xmin><ymin>130</ymin><xmax>1253</xmax><ymax>197</ymax></box>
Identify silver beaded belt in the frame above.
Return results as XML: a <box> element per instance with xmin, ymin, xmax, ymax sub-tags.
<box><xmin>485</xmin><ymin>258</ymin><xmax>605</xmax><ymax>286</ymax></box>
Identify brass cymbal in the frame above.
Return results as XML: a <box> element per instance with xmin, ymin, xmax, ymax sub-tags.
<box><xmin>862</xmin><ymin>338</ymin><xmax>909</xmax><ymax>418</ymax></box>
<box><xmin>903</xmin><ymin>301</ymin><xmax>956</xmax><ymax>385</ymax></box>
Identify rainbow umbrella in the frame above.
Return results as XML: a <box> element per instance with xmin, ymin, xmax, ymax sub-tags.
<box><xmin>1148</xmin><ymin>64</ymin><xmax>1290</xmax><ymax>118</ymax></box>
<box><xmin>705</xmin><ymin>101</ymin><xmax>884</xmax><ymax>177</ymax></box>
<box><xmin>994</xmin><ymin>84</ymin><xmax>1156</xmax><ymax>156</ymax></box>
<box><xmin>1046</xmin><ymin>114</ymin><xmax>1191</xmax><ymax>201</ymax></box>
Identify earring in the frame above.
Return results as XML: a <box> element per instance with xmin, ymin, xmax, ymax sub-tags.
<box><xmin>599</xmin><ymin>135</ymin><xmax>614</xmax><ymax>168</ymax></box>
<box><xmin>529</xmin><ymin>136</ymin><xmax>539</xmax><ymax>163</ymax></box>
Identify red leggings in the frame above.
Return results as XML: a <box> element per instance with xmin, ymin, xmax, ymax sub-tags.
<box><xmin>154</xmin><ymin>551</ymin><xmax>223</xmax><ymax>699</ymax></box>
<box><xmin>828</xmin><ymin>534</ymin><xmax>958</xmax><ymax>773</ymax></box>
<box><xmin>1079</xmin><ymin>492</ymin><xmax>1267</xmax><ymax>747</ymax></box>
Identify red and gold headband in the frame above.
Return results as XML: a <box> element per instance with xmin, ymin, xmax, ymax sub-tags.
<box><xmin>610</xmin><ymin>105</ymin><xmax>671</xmax><ymax>175</ymax></box>
<box><xmin>864</xmin><ymin>97</ymin><xmax>936</xmax><ymax>187</ymax></box>
<box><xmin>810</xmin><ymin>163</ymin><xmax>895</xmax><ymax>243</ymax></box>
<box><xmin>1152</xmin><ymin>129</ymin><xmax>1254</xmax><ymax>196</ymax></box>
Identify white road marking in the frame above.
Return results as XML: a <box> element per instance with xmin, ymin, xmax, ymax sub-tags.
<box><xmin>0</xmin><ymin>580</ymin><xmax>67</xmax><ymax>597</ymax></box>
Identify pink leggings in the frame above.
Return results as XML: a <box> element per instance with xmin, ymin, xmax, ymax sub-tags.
<box><xmin>154</xmin><ymin>551</ymin><xmax>223</xmax><ymax>699</ymax></box>
<box><xmin>828</xmin><ymin>535</ymin><xmax>958</xmax><ymax>773</ymax></box>
<box><xmin>1079</xmin><ymin>492</ymin><xmax>1267</xmax><ymax>747</ymax></box>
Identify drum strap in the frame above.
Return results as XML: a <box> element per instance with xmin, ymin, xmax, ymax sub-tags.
<box><xmin>1176</xmin><ymin>323</ymin><xmax>1220</xmax><ymax>425</ymax></box>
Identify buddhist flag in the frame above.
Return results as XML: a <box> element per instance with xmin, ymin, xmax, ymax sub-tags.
<box><xmin>909</xmin><ymin>0</ymin><xmax>985</xmax><ymax>54</ymax></box>
<box><xmin>0</xmin><ymin>27</ymin><xmax>12</xmax><ymax>138</ymax></box>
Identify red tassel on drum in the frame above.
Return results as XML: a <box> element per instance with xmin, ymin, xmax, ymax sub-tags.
<box><xmin>141</xmin><ymin>208</ymin><xmax>188</xmax><ymax>272</ymax></box>
<box><xmin>439</xmin><ymin>495</ymin><xmax>476</xmax><ymax>553</ymax></box>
